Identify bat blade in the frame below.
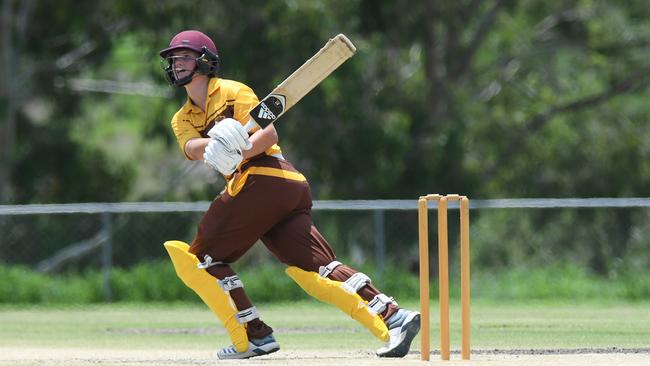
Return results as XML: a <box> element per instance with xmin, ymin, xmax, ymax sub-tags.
<box><xmin>245</xmin><ymin>34</ymin><xmax>356</xmax><ymax>130</ymax></box>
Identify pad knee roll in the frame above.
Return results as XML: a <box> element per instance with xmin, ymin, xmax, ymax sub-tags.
<box><xmin>285</xmin><ymin>266</ymin><xmax>389</xmax><ymax>342</ymax></box>
<box><xmin>164</xmin><ymin>241</ymin><xmax>249</xmax><ymax>352</ymax></box>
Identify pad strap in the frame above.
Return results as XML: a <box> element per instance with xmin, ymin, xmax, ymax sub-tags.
<box><xmin>235</xmin><ymin>306</ymin><xmax>259</xmax><ymax>324</ymax></box>
<box><xmin>219</xmin><ymin>275</ymin><xmax>244</xmax><ymax>291</ymax></box>
<box><xmin>197</xmin><ymin>255</ymin><xmax>223</xmax><ymax>269</ymax></box>
<box><xmin>368</xmin><ymin>293</ymin><xmax>397</xmax><ymax>315</ymax></box>
<box><xmin>318</xmin><ymin>260</ymin><xmax>342</xmax><ymax>277</ymax></box>
<box><xmin>342</xmin><ymin>272</ymin><xmax>371</xmax><ymax>294</ymax></box>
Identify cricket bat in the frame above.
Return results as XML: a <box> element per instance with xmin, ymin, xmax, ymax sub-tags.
<box><xmin>244</xmin><ymin>34</ymin><xmax>356</xmax><ymax>131</ymax></box>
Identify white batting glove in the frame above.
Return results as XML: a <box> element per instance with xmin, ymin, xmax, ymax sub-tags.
<box><xmin>207</xmin><ymin>118</ymin><xmax>252</xmax><ymax>151</ymax></box>
<box><xmin>203</xmin><ymin>137</ymin><xmax>243</xmax><ymax>176</ymax></box>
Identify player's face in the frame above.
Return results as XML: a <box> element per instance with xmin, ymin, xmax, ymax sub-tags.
<box><xmin>170</xmin><ymin>50</ymin><xmax>199</xmax><ymax>80</ymax></box>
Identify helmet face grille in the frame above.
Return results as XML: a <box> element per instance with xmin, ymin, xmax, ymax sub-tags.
<box><xmin>195</xmin><ymin>47</ymin><xmax>220</xmax><ymax>77</ymax></box>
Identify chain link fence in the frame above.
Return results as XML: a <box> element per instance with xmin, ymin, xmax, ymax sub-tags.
<box><xmin>2</xmin><ymin>198</ymin><xmax>650</xmax><ymax>300</ymax></box>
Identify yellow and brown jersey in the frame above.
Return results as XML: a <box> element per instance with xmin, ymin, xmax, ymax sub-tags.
<box><xmin>170</xmin><ymin>77</ymin><xmax>282</xmax><ymax>159</ymax></box>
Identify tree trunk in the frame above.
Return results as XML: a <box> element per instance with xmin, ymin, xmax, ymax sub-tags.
<box><xmin>0</xmin><ymin>0</ymin><xmax>15</xmax><ymax>203</ymax></box>
<box><xmin>423</xmin><ymin>0</ymin><xmax>447</xmax><ymax>131</ymax></box>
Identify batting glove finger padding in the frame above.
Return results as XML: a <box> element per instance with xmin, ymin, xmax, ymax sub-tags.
<box><xmin>204</xmin><ymin>138</ymin><xmax>243</xmax><ymax>176</ymax></box>
<box><xmin>207</xmin><ymin>118</ymin><xmax>252</xmax><ymax>151</ymax></box>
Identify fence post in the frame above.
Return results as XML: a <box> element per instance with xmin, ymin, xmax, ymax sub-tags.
<box><xmin>101</xmin><ymin>211</ymin><xmax>113</xmax><ymax>301</ymax></box>
<box><xmin>374</xmin><ymin>209</ymin><xmax>386</xmax><ymax>285</ymax></box>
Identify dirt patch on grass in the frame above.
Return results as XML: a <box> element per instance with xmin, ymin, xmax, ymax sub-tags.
<box><xmin>1</xmin><ymin>347</ymin><xmax>649</xmax><ymax>366</ymax></box>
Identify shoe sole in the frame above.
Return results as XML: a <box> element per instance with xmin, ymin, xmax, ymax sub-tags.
<box><xmin>377</xmin><ymin>313</ymin><xmax>421</xmax><ymax>358</ymax></box>
<box><xmin>217</xmin><ymin>342</ymin><xmax>280</xmax><ymax>359</ymax></box>
<box><xmin>250</xmin><ymin>343</ymin><xmax>280</xmax><ymax>358</ymax></box>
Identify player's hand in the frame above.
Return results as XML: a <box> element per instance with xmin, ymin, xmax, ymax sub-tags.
<box><xmin>203</xmin><ymin>137</ymin><xmax>243</xmax><ymax>176</ymax></box>
<box><xmin>207</xmin><ymin>118</ymin><xmax>252</xmax><ymax>151</ymax></box>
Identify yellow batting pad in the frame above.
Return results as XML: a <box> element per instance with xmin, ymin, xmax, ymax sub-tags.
<box><xmin>164</xmin><ymin>241</ymin><xmax>248</xmax><ymax>352</ymax></box>
<box><xmin>285</xmin><ymin>266</ymin><xmax>389</xmax><ymax>342</ymax></box>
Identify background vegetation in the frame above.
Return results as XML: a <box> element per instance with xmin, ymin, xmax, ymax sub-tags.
<box><xmin>1</xmin><ymin>0</ymin><xmax>649</xmax><ymax>301</ymax></box>
<box><xmin>2</xmin><ymin>261</ymin><xmax>649</xmax><ymax>303</ymax></box>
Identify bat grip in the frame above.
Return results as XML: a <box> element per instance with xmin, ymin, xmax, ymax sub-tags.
<box><xmin>243</xmin><ymin>118</ymin><xmax>261</xmax><ymax>134</ymax></box>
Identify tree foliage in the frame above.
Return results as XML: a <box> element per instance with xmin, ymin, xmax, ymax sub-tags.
<box><xmin>3</xmin><ymin>0</ymin><xmax>649</xmax><ymax>202</ymax></box>
<box><xmin>1</xmin><ymin>0</ymin><xmax>649</xmax><ymax>274</ymax></box>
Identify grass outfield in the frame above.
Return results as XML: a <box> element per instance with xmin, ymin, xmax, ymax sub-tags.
<box><xmin>1</xmin><ymin>300</ymin><xmax>649</xmax><ymax>365</ymax></box>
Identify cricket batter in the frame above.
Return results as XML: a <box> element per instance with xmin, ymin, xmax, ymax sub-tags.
<box><xmin>159</xmin><ymin>30</ymin><xmax>420</xmax><ymax>359</ymax></box>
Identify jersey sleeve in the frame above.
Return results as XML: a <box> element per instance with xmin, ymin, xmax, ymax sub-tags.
<box><xmin>171</xmin><ymin>112</ymin><xmax>201</xmax><ymax>159</ymax></box>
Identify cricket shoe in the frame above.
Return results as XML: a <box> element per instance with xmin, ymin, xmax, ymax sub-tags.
<box><xmin>376</xmin><ymin>309</ymin><xmax>421</xmax><ymax>358</ymax></box>
<box><xmin>216</xmin><ymin>334</ymin><xmax>280</xmax><ymax>359</ymax></box>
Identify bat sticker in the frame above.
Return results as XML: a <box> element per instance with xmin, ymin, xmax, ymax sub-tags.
<box><xmin>251</xmin><ymin>95</ymin><xmax>286</xmax><ymax>126</ymax></box>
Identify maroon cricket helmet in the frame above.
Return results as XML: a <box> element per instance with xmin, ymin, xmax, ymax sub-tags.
<box><xmin>159</xmin><ymin>30</ymin><xmax>217</xmax><ymax>57</ymax></box>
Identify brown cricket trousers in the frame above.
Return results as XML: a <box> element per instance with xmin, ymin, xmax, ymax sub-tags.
<box><xmin>189</xmin><ymin>156</ymin><xmax>397</xmax><ymax>339</ymax></box>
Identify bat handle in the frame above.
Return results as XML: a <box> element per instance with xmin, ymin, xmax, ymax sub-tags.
<box><xmin>243</xmin><ymin>118</ymin><xmax>261</xmax><ymax>134</ymax></box>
